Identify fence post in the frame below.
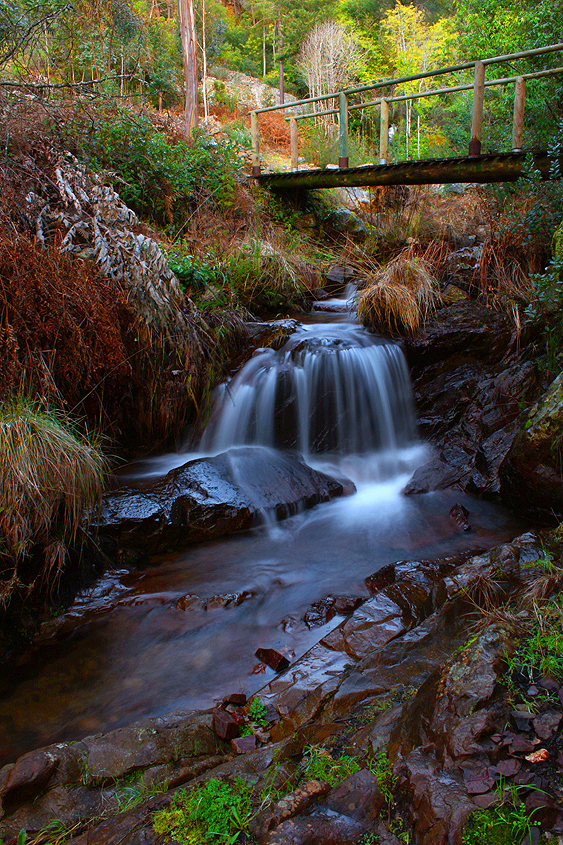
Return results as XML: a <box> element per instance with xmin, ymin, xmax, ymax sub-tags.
<box><xmin>289</xmin><ymin>116</ymin><xmax>299</xmax><ymax>171</ymax></box>
<box><xmin>379</xmin><ymin>99</ymin><xmax>389</xmax><ymax>164</ymax></box>
<box><xmin>512</xmin><ymin>76</ymin><xmax>526</xmax><ymax>151</ymax></box>
<box><xmin>469</xmin><ymin>60</ymin><xmax>485</xmax><ymax>156</ymax></box>
<box><xmin>338</xmin><ymin>92</ymin><xmax>349</xmax><ymax>169</ymax></box>
<box><xmin>251</xmin><ymin>111</ymin><xmax>260</xmax><ymax>176</ymax></box>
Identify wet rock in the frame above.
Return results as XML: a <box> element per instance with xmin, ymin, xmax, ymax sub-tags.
<box><xmin>231</xmin><ymin>736</ymin><xmax>256</xmax><ymax>754</ymax></box>
<box><xmin>402</xmin><ymin>301</ymin><xmax>543</xmax><ymax>500</ymax></box>
<box><xmin>213</xmin><ymin>708</ymin><xmax>244</xmax><ymax>741</ymax></box>
<box><xmin>401</xmin><ymin>749</ymin><xmax>474</xmax><ymax>845</ymax></box>
<box><xmin>255</xmin><ymin>648</ymin><xmax>291</xmax><ymax>672</ymax></box>
<box><xmin>79</xmin><ymin>712</ymin><xmax>221</xmax><ymax>780</ymax></box>
<box><xmin>246</xmin><ymin>320</ymin><xmax>302</xmax><ymax>352</ymax></box>
<box><xmin>443</xmin><ymin>245</ymin><xmax>481</xmax><ymax>290</ymax></box>
<box><xmin>174</xmin><ymin>594</ymin><xmax>204</xmax><ymax>611</ymax></box>
<box><xmin>0</xmin><ymin>749</ymin><xmax>58</xmax><ymax>806</ymax></box>
<box><xmin>205</xmin><ymin>591</ymin><xmax>255</xmax><ymax>610</ymax></box>
<box><xmin>323</xmin><ymin>770</ymin><xmax>384</xmax><ymax>821</ymax></box>
<box><xmin>303</xmin><ymin>596</ymin><xmax>363</xmax><ymax>628</ymax></box>
<box><xmin>325</xmin><ymin>265</ymin><xmax>356</xmax><ymax>294</ymax></box>
<box><xmin>493</xmin><ymin>758</ymin><xmax>521</xmax><ymax>777</ymax></box>
<box><xmin>262</xmin><ymin>810</ymin><xmax>366</xmax><ymax>845</ymax></box>
<box><xmin>223</xmin><ymin>693</ymin><xmax>247</xmax><ymax>707</ymax></box>
<box><xmin>405</xmin><ymin>302</ymin><xmax>512</xmax><ymax>371</ymax></box>
<box><xmin>449</xmin><ymin>503</ymin><xmax>471</xmax><ymax>532</ymax></box>
<box><xmin>500</xmin><ymin>373</ymin><xmax>563</xmax><ymax>517</ymax></box>
<box><xmin>99</xmin><ymin>447</ymin><xmax>352</xmax><ymax>556</ymax></box>
<box><xmin>512</xmin><ymin>709</ymin><xmax>534</xmax><ymax>731</ymax></box>
<box><xmin>321</xmin><ymin>594</ymin><xmax>407</xmax><ymax>659</ymax></box>
<box><xmin>326</xmin><ymin>209</ymin><xmax>369</xmax><ymax>242</ymax></box>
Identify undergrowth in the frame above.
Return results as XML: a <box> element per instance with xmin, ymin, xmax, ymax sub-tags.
<box><xmin>302</xmin><ymin>745</ymin><xmax>361</xmax><ymax>787</ymax></box>
<box><xmin>462</xmin><ymin>783</ymin><xmax>547</xmax><ymax>845</ymax></box>
<box><xmin>50</xmin><ymin>104</ymin><xmax>243</xmax><ymax>228</ymax></box>
<box><xmin>153</xmin><ymin>777</ymin><xmax>253</xmax><ymax>844</ymax></box>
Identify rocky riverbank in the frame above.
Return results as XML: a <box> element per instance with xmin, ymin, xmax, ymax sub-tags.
<box><xmin>1</xmin><ymin>531</ymin><xmax>562</xmax><ymax>844</ymax></box>
<box><xmin>2</xmin><ymin>298</ymin><xmax>563</xmax><ymax>844</ymax></box>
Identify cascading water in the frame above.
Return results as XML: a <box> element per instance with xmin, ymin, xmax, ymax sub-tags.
<box><xmin>0</xmin><ymin>291</ymin><xmax>526</xmax><ymax>766</ymax></box>
<box><xmin>200</xmin><ymin>322</ymin><xmax>419</xmax><ymax>481</ymax></box>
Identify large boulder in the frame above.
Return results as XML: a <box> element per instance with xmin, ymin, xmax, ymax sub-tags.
<box><xmin>500</xmin><ymin>372</ymin><xmax>563</xmax><ymax>516</ymax></box>
<box><xmin>402</xmin><ymin>302</ymin><xmax>544</xmax><ymax>501</ymax></box>
<box><xmin>98</xmin><ymin>447</ymin><xmax>352</xmax><ymax>555</ymax></box>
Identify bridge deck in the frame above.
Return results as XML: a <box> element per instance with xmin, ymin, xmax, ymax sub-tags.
<box><xmin>256</xmin><ymin>151</ymin><xmax>558</xmax><ymax>190</ymax></box>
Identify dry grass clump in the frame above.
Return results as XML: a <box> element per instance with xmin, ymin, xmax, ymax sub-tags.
<box><xmin>0</xmin><ymin>398</ymin><xmax>107</xmax><ymax>602</ymax></box>
<box><xmin>226</xmin><ymin>237</ymin><xmax>317</xmax><ymax>310</ymax></box>
<box><xmin>357</xmin><ymin>251</ymin><xmax>441</xmax><ymax>335</ymax></box>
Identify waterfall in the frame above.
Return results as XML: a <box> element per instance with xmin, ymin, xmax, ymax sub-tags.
<box><xmin>200</xmin><ymin>323</ymin><xmax>418</xmax><ymax>473</ymax></box>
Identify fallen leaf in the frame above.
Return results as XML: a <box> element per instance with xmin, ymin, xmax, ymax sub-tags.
<box><xmin>525</xmin><ymin>748</ymin><xmax>549</xmax><ymax>763</ymax></box>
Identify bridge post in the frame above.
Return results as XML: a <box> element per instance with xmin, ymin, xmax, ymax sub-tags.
<box><xmin>251</xmin><ymin>111</ymin><xmax>261</xmax><ymax>176</ymax></box>
<box><xmin>379</xmin><ymin>99</ymin><xmax>389</xmax><ymax>164</ymax></box>
<box><xmin>469</xmin><ymin>60</ymin><xmax>485</xmax><ymax>156</ymax></box>
<box><xmin>338</xmin><ymin>92</ymin><xmax>349</xmax><ymax>169</ymax></box>
<box><xmin>290</xmin><ymin>116</ymin><xmax>299</xmax><ymax>171</ymax></box>
<box><xmin>512</xmin><ymin>76</ymin><xmax>526</xmax><ymax>151</ymax></box>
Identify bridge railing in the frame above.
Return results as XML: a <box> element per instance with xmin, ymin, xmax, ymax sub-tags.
<box><xmin>249</xmin><ymin>43</ymin><xmax>563</xmax><ymax>176</ymax></box>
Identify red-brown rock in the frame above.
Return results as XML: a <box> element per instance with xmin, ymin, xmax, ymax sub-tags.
<box><xmin>231</xmin><ymin>736</ymin><xmax>256</xmax><ymax>754</ymax></box>
<box><xmin>255</xmin><ymin>648</ymin><xmax>290</xmax><ymax>672</ymax></box>
<box><xmin>213</xmin><ymin>709</ymin><xmax>243</xmax><ymax>741</ymax></box>
<box><xmin>1</xmin><ymin>750</ymin><xmax>58</xmax><ymax>805</ymax></box>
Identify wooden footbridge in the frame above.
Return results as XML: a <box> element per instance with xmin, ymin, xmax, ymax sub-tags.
<box><xmin>250</xmin><ymin>43</ymin><xmax>563</xmax><ymax>190</ymax></box>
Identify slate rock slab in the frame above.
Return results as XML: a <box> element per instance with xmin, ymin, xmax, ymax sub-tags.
<box><xmin>98</xmin><ymin>446</ymin><xmax>353</xmax><ymax>554</ymax></box>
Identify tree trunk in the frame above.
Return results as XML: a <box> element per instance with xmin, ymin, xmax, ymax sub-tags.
<box><xmin>201</xmin><ymin>0</ymin><xmax>208</xmax><ymax>121</ymax></box>
<box><xmin>178</xmin><ymin>0</ymin><xmax>198</xmax><ymax>135</ymax></box>
<box><xmin>278</xmin><ymin>18</ymin><xmax>284</xmax><ymax>105</ymax></box>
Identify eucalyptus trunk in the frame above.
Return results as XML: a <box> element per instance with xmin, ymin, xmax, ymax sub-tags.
<box><xmin>178</xmin><ymin>0</ymin><xmax>198</xmax><ymax>135</ymax></box>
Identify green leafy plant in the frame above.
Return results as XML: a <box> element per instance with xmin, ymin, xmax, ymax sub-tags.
<box><xmin>367</xmin><ymin>745</ymin><xmax>397</xmax><ymax>803</ymax></box>
<box><xmin>153</xmin><ymin>777</ymin><xmax>252</xmax><ymax>844</ymax></box>
<box><xmin>302</xmin><ymin>746</ymin><xmax>360</xmax><ymax>787</ymax></box>
<box><xmin>462</xmin><ymin>783</ymin><xmax>545</xmax><ymax>845</ymax></box>
<box><xmin>239</xmin><ymin>697</ymin><xmax>269</xmax><ymax>736</ymax></box>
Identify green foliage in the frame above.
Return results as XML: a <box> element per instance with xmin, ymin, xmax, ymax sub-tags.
<box><xmin>240</xmin><ymin>696</ymin><xmax>269</xmax><ymax>735</ymax></box>
<box><xmin>506</xmin><ymin>594</ymin><xmax>563</xmax><ymax>688</ymax></box>
<box><xmin>152</xmin><ymin>777</ymin><xmax>253</xmax><ymax>844</ymax></box>
<box><xmin>166</xmin><ymin>250</ymin><xmax>220</xmax><ymax>292</ymax></box>
<box><xmin>70</xmin><ymin>107</ymin><xmax>241</xmax><ymax>227</ymax></box>
<box><xmin>366</xmin><ymin>745</ymin><xmax>397</xmax><ymax>802</ymax></box>
<box><xmin>462</xmin><ymin>783</ymin><xmax>545</xmax><ymax>845</ymax></box>
<box><xmin>302</xmin><ymin>745</ymin><xmax>360</xmax><ymax>787</ymax></box>
<box><xmin>248</xmin><ymin>696</ymin><xmax>268</xmax><ymax>726</ymax></box>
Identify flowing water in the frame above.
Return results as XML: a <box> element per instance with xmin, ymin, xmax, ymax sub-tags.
<box><xmin>0</xmin><ymin>297</ymin><xmax>526</xmax><ymax>766</ymax></box>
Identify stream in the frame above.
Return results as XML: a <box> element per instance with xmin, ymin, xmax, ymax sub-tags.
<box><xmin>0</xmin><ymin>295</ymin><xmax>526</xmax><ymax>767</ymax></box>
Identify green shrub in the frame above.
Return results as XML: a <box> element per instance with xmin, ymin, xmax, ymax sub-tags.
<box><xmin>66</xmin><ymin>106</ymin><xmax>242</xmax><ymax>227</ymax></box>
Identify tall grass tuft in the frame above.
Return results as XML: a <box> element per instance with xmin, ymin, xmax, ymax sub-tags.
<box><xmin>0</xmin><ymin>398</ymin><xmax>107</xmax><ymax>601</ymax></box>
<box><xmin>357</xmin><ymin>251</ymin><xmax>441</xmax><ymax>335</ymax></box>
